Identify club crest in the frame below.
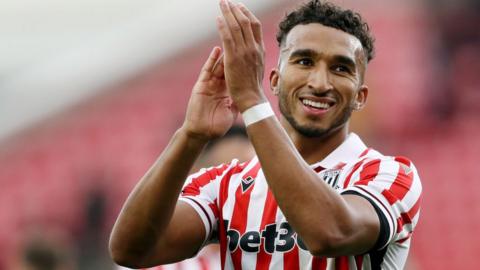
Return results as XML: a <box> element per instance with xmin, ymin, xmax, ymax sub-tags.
<box><xmin>320</xmin><ymin>169</ymin><xmax>342</xmax><ymax>189</ymax></box>
<box><xmin>241</xmin><ymin>176</ymin><xmax>255</xmax><ymax>193</ymax></box>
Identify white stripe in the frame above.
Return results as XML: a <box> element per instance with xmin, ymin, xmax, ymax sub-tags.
<box><xmin>326</xmin><ymin>257</ymin><xmax>334</xmax><ymax>269</ymax></box>
<box><xmin>223</xmin><ymin>157</ymin><xmax>258</xmax><ymax>224</ymax></box>
<box><xmin>268</xmin><ymin>208</ymin><xmax>285</xmax><ymax>270</ymax></box>
<box><xmin>180</xmin><ymin>161</ymin><xmax>239</xmax><ymax>244</ymax></box>
<box><xmin>298</xmin><ymin>248</ymin><xmax>311</xmax><ymax>269</ymax></box>
<box><xmin>241</xmin><ymin>169</ymin><xmax>268</xmax><ymax>270</ymax></box>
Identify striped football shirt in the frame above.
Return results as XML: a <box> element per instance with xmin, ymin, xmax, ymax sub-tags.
<box><xmin>179</xmin><ymin>133</ymin><xmax>422</xmax><ymax>270</ymax></box>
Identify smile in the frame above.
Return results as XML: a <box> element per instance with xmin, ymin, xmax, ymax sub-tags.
<box><xmin>301</xmin><ymin>99</ymin><xmax>331</xmax><ymax>109</ymax></box>
<box><xmin>300</xmin><ymin>97</ymin><xmax>336</xmax><ymax>110</ymax></box>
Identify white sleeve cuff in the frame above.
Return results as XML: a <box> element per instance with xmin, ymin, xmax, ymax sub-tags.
<box><xmin>179</xmin><ymin>196</ymin><xmax>217</xmax><ymax>246</ymax></box>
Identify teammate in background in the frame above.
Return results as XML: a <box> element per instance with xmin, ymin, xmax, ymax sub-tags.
<box><xmin>110</xmin><ymin>0</ymin><xmax>422</xmax><ymax>269</ymax></box>
<box><xmin>116</xmin><ymin>126</ymin><xmax>254</xmax><ymax>270</ymax></box>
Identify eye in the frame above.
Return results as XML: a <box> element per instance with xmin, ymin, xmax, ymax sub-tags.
<box><xmin>295</xmin><ymin>58</ymin><xmax>314</xmax><ymax>66</ymax></box>
<box><xmin>332</xmin><ymin>65</ymin><xmax>351</xmax><ymax>73</ymax></box>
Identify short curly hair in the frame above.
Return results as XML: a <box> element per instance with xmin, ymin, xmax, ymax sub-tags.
<box><xmin>276</xmin><ymin>0</ymin><xmax>375</xmax><ymax>62</ymax></box>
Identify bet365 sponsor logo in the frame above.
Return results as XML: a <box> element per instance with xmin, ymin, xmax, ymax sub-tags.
<box><xmin>224</xmin><ymin>220</ymin><xmax>309</xmax><ymax>253</ymax></box>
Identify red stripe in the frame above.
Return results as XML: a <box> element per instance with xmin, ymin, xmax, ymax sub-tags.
<box><xmin>198</xmin><ymin>256</ymin><xmax>209</xmax><ymax>270</ymax></box>
<box><xmin>283</xmin><ymin>245</ymin><xmax>300</xmax><ymax>270</ymax></box>
<box><xmin>342</xmin><ymin>159</ymin><xmax>366</xmax><ymax>188</ymax></box>
<box><xmin>183</xmin><ymin>163</ymin><xmax>230</xmax><ymax>196</ymax></box>
<box><xmin>355</xmin><ymin>255</ymin><xmax>363</xmax><ymax>270</ymax></box>
<box><xmin>381</xmin><ymin>189</ymin><xmax>397</xmax><ymax>205</ymax></box>
<box><xmin>312</xmin><ymin>257</ymin><xmax>327</xmax><ymax>270</ymax></box>
<box><xmin>334</xmin><ymin>256</ymin><xmax>349</xmax><ymax>270</ymax></box>
<box><xmin>359</xmin><ymin>148</ymin><xmax>371</xmax><ymax>157</ymax></box>
<box><xmin>209</xmin><ymin>200</ymin><xmax>219</xmax><ymax>220</ymax></box>
<box><xmin>396</xmin><ymin>232</ymin><xmax>413</xmax><ymax>243</ymax></box>
<box><xmin>334</xmin><ymin>162</ymin><xmax>347</xmax><ymax>170</ymax></box>
<box><xmin>255</xmin><ymin>190</ymin><xmax>278</xmax><ymax>270</ymax></box>
<box><xmin>387</xmin><ymin>166</ymin><xmax>414</xmax><ymax>201</ymax></box>
<box><xmin>394</xmin><ymin>156</ymin><xmax>411</xmax><ymax>167</ymax></box>
<box><xmin>380</xmin><ymin>163</ymin><xmax>415</xmax><ymax>206</ymax></box>
<box><xmin>355</xmin><ymin>159</ymin><xmax>381</xmax><ymax>186</ymax></box>
<box><xmin>229</xmin><ymin>162</ymin><xmax>261</xmax><ymax>270</ymax></box>
<box><xmin>407</xmin><ymin>196</ymin><xmax>421</xmax><ymax>218</ymax></box>
<box><xmin>218</xmin><ymin>161</ymin><xmax>249</xmax><ymax>270</ymax></box>
<box><xmin>396</xmin><ymin>197</ymin><xmax>421</xmax><ymax>233</ymax></box>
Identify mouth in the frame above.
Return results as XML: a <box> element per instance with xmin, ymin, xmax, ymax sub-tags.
<box><xmin>299</xmin><ymin>97</ymin><xmax>336</xmax><ymax>113</ymax></box>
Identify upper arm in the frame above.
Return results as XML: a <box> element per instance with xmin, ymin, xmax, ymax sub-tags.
<box><xmin>139</xmin><ymin>163</ymin><xmax>232</xmax><ymax>267</ymax></box>
<box><xmin>339</xmin><ymin>157</ymin><xmax>422</xmax><ymax>254</ymax></box>
<box><xmin>142</xmin><ymin>201</ymin><xmax>207</xmax><ymax>267</ymax></box>
<box><xmin>332</xmin><ymin>194</ymin><xmax>382</xmax><ymax>255</ymax></box>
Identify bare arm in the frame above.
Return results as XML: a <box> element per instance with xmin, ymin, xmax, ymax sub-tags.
<box><xmin>217</xmin><ymin>1</ymin><xmax>379</xmax><ymax>256</ymax></box>
<box><xmin>110</xmin><ymin>129</ymin><xmax>206</xmax><ymax>268</ymax></box>
<box><xmin>109</xmin><ymin>47</ymin><xmax>237</xmax><ymax>268</ymax></box>
<box><xmin>246</xmin><ymin>119</ymin><xmax>379</xmax><ymax>256</ymax></box>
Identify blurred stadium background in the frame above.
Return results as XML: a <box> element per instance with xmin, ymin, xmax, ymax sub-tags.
<box><xmin>1</xmin><ymin>0</ymin><xmax>479</xmax><ymax>269</ymax></box>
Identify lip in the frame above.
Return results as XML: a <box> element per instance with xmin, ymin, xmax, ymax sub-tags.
<box><xmin>299</xmin><ymin>97</ymin><xmax>336</xmax><ymax>117</ymax></box>
<box><xmin>298</xmin><ymin>95</ymin><xmax>337</xmax><ymax>116</ymax></box>
<box><xmin>299</xmin><ymin>96</ymin><xmax>336</xmax><ymax>105</ymax></box>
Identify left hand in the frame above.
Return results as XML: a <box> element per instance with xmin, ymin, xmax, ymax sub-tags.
<box><xmin>217</xmin><ymin>0</ymin><xmax>267</xmax><ymax>112</ymax></box>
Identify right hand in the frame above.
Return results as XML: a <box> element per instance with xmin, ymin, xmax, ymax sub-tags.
<box><xmin>182</xmin><ymin>46</ymin><xmax>238</xmax><ymax>142</ymax></box>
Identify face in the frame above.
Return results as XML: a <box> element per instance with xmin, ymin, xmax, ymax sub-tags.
<box><xmin>271</xmin><ymin>23</ymin><xmax>368</xmax><ymax>138</ymax></box>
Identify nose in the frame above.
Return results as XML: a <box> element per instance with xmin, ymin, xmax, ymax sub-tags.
<box><xmin>307</xmin><ymin>64</ymin><xmax>333</xmax><ymax>92</ymax></box>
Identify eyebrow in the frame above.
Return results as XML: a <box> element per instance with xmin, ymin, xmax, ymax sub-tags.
<box><xmin>333</xmin><ymin>55</ymin><xmax>357</xmax><ymax>69</ymax></box>
<box><xmin>288</xmin><ymin>49</ymin><xmax>357</xmax><ymax>68</ymax></box>
<box><xmin>288</xmin><ymin>48</ymin><xmax>318</xmax><ymax>59</ymax></box>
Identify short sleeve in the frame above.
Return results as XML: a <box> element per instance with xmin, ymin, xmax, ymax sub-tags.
<box><xmin>341</xmin><ymin>156</ymin><xmax>422</xmax><ymax>249</ymax></box>
<box><xmin>179</xmin><ymin>160</ymin><xmax>238</xmax><ymax>246</ymax></box>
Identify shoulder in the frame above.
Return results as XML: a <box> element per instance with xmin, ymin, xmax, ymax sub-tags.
<box><xmin>348</xmin><ymin>148</ymin><xmax>420</xmax><ymax>180</ymax></box>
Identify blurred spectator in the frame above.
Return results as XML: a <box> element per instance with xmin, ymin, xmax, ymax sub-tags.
<box><xmin>427</xmin><ymin>0</ymin><xmax>480</xmax><ymax>122</ymax></box>
<box><xmin>10</xmin><ymin>230</ymin><xmax>75</xmax><ymax>270</ymax></box>
<box><xmin>116</xmin><ymin>125</ymin><xmax>254</xmax><ymax>270</ymax></box>
<box><xmin>77</xmin><ymin>187</ymin><xmax>115</xmax><ymax>270</ymax></box>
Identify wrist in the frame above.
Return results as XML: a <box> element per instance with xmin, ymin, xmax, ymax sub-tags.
<box><xmin>235</xmin><ymin>93</ymin><xmax>267</xmax><ymax>113</ymax></box>
<box><xmin>242</xmin><ymin>102</ymin><xmax>275</xmax><ymax>127</ymax></box>
<box><xmin>177</xmin><ymin>126</ymin><xmax>210</xmax><ymax>150</ymax></box>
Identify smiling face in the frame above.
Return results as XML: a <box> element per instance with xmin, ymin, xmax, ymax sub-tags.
<box><xmin>271</xmin><ymin>23</ymin><xmax>368</xmax><ymax>138</ymax></box>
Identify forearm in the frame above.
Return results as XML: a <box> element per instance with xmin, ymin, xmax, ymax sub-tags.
<box><xmin>109</xmin><ymin>127</ymin><xmax>207</xmax><ymax>261</ymax></box>
<box><xmin>246</xmin><ymin>117</ymin><xmax>357</xmax><ymax>255</ymax></box>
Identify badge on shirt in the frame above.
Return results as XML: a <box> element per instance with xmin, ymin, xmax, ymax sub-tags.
<box><xmin>320</xmin><ymin>169</ymin><xmax>341</xmax><ymax>190</ymax></box>
<box><xmin>241</xmin><ymin>176</ymin><xmax>255</xmax><ymax>193</ymax></box>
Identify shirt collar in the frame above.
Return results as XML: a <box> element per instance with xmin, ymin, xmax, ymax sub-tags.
<box><xmin>310</xmin><ymin>133</ymin><xmax>368</xmax><ymax>170</ymax></box>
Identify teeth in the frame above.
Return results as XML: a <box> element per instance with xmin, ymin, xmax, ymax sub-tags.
<box><xmin>302</xmin><ymin>99</ymin><xmax>331</xmax><ymax>109</ymax></box>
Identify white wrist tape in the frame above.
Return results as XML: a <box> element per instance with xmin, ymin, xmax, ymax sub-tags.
<box><xmin>242</xmin><ymin>102</ymin><xmax>275</xmax><ymax>127</ymax></box>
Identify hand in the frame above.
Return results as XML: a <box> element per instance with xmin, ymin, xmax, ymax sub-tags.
<box><xmin>217</xmin><ymin>0</ymin><xmax>267</xmax><ymax>112</ymax></box>
<box><xmin>182</xmin><ymin>47</ymin><xmax>238</xmax><ymax>142</ymax></box>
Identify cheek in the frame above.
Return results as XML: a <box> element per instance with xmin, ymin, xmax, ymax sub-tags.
<box><xmin>333</xmin><ymin>79</ymin><xmax>358</xmax><ymax>101</ymax></box>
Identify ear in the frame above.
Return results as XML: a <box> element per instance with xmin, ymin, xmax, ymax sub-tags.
<box><xmin>269</xmin><ymin>68</ymin><xmax>280</xmax><ymax>96</ymax></box>
<box><xmin>354</xmin><ymin>85</ymin><xmax>368</xmax><ymax>110</ymax></box>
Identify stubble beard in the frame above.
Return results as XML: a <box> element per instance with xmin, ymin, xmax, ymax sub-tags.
<box><xmin>278</xmin><ymin>96</ymin><xmax>354</xmax><ymax>139</ymax></box>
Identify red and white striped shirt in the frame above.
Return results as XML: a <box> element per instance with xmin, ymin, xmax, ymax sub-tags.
<box><xmin>180</xmin><ymin>133</ymin><xmax>422</xmax><ymax>270</ymax></box>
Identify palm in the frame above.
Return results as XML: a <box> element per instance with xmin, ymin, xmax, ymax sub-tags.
<box><xmin>184</xmin><ymin>47</ymin><xmax>237</xmax><ymax>140</ymax></box>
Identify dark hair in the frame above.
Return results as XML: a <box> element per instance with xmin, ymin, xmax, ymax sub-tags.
<box><xmin>276</xmin><ymin>0</ymin><xmax>375</xmax><ymax>62</ymax></box>
<box><xmin>205</xmin><ymin>125</ymin><xmax>248</xmax><ymax>151</ymax></box>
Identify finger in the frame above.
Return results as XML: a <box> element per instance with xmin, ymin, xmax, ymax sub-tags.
<box><xmin>230</xmin><ymin>3</ymin><xmax>255</xmax><ymax>47</ymax></box>
<box><xmin>238</xmin><ymin>3</ymin><xmax>263</xmax><ymax>45</ymax></box>
<box><xmin>212</xmin><ymin>54</ymin><xmax>225</xmax><ymax>79</ymax></box>
<box><xmin>198</xmin><ymin>47</ymin><xmax>221</xmax><ymax>82</ymax></box>
<box><xmin>217</xmin><ymin>16</ymin><xmax>236</xmax><ymax>54</ymax></box>
<box><xmin>219</xmin><ymin>0</ymin><xmax>245</xmax><ymax>46</ymax></box>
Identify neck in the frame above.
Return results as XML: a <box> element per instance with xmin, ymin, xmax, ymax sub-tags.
<box><xmin>281</xmin><ymin>118</ymin><xmax>349</xmax><ymax>164</ymax></box>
